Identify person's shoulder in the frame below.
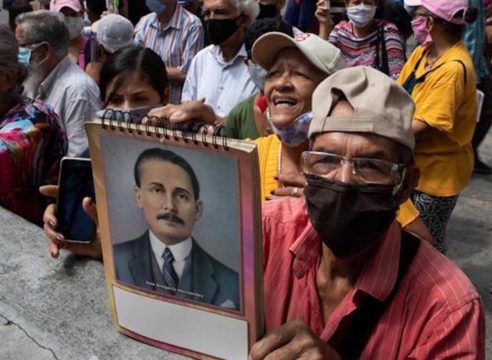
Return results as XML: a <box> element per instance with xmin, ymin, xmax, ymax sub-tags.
<box><xmin>114</xmin><ymin>232</ymin><xmax>148</xmax><ymax>254</ymax></box>
<box><xmin>179</xmin><ymin>6</ymin><xmax>203</xmax><ymax>26</ymax></box>
<box><xmin>409</xmin><ymin>241</ymin><xmax>480</xmax><ymax>307</ymax></box>
<box><xmin>192</xmin><ymin>240</ymin><xmax>238</xmax><ymax>279</ymax></box>
<box><xmin>136</xmin><ymin>12</ymin><xmax>158</xmax><ymax>28</ymax></box>
<box><xmin>62</xmin><ymin>64</ymin><xmax>100</xmax><ymax>97</ymax></box>
<box><xmin>194</xmin><ymin>44</ymin><xmax>215</xmax><ymax>58</ymax></box>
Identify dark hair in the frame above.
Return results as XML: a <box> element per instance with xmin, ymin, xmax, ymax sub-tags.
<box><xmin>245</xmin><ymin>18</ymin><xmax>294</xmax><ymax>59</ymax></box>
<box><xmin>134</xmin><ymin>148</ymin><xmax>200</xmax><ymax>200</ymax></box>
<box><xmin>99</xmin><ymin>45</ymin><xmax>168</xmax><ymax>104</ymax></box>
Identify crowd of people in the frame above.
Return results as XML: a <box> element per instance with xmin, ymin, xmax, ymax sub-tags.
<box><xmin>0</xmin><ymin>0</ymin><xmax>489</xmax><ymax>358</ymax></box>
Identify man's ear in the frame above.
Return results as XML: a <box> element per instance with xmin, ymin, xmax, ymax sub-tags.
<box><xmin>395</xmin><ymin>164</ymin><xmax>420</xmax><ymax>205</ymax></box>
<box><xmin>194</xmin><ymin>200</ymin><xmax>203</xmax><ymax>222</ymax></box>
<box><xmin>134</xmin><ymin>186</ymin><xmax>143</xmax><ymax>209</ymax></box>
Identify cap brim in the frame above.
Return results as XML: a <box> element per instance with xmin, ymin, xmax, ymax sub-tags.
<box><xmin>404</xmin><ymin>0</ymin><xmax>422</xmax><ymax>6</ymax></box>
<box><xmin>252</xmin><ymin>33</ymin><xmax>300</xmax><ymax>71</ymax></box>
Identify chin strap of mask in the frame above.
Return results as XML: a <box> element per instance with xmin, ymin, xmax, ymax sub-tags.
<box><xmin>333</xmin><ymin>230</ymin><xmax>421</xmax><ymax>360</ymax></box>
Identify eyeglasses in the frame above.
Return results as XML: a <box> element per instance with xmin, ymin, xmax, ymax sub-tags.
<box><xmin>301</xmin><ymin>151</ymin><xmax>407</xmax><ymax>185</ymax></box>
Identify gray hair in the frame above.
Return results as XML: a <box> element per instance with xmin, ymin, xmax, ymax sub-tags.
<box><xmin>233</xmin><ymin>0</ymin><xmax>259</xmax><ymax>20</ymax></box>
<box><xmin>15</xmin><ymin>10</ymin><xmax>69</xmax><ymax>57</ymax></box>
<box><xmin>0</xmin><ymin>24</ymin><xmax>27</xmax><ymax>86</ymax></box>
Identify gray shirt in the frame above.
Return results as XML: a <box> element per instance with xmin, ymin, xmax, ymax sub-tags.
<box><xmin>36</xmin><ymin>57</ymin><xmax>100</xmax><ymax>156</ymax></box>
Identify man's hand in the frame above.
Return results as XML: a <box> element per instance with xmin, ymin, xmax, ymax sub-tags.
<box><xmin>266</xmin><ymin>173</ymin><xmax>307</xmax><ymax>200</ymax></box>
<box><xmin>40</xmin><ymin>185</ymin><xmax>102</xmax><ymax>260</ymax></box>
<box><xmin>249</xmin><ymin>321</ymin><xmax>341</xmax><ymax>360</ymax></box>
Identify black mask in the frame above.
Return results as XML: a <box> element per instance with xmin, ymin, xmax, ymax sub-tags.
<box><xmin>304</xmin><ymin>174</ymin><xmax>398</xmax><ymax>258</ymax></box>
<box><xmin>205</xmin><ymin>17</ymin><xmax>241</xmax><ymax>45</ymax></box>
<box><xmin>257</xmin><ymin>4</ymin><xmax>277</xmax><ymax>18</ymax></box>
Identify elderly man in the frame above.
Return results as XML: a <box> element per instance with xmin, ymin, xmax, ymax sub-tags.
<box><xmin>181</xmin><ymin>0</ymin><xmax>259</xmax><ymax>117</ymax></box>
<box><xmin>135</xmin><ymin>0</ymin><xmax>204</xmax><ymax>104</ymax></box>
<box><xmin>15</xmin><ymin>10</ymin><xmax>100</xmax><ymax>156</ymax></box>
<box><xmin>250</xmin><ymin>67</ymin><xmax>485</xmax><ymax>359</ymax></box>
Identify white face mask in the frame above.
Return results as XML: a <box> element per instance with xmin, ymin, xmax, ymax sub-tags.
<box><xmin>346</xmin><ymin>4</ymin><xmax>377</xmax><ymax>28</ymax></box>
<box><xmin>65</xmin><ymin>16</ymin><xmax>84</xmax><ymax>40</ymax></box>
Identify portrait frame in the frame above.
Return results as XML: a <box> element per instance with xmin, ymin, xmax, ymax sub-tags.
<box><xmin>86</xmin><ymin>119</ymin><xmax>263</xmax><ymax>360</ymax></box>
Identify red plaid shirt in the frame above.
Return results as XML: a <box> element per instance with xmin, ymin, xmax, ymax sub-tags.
<box><xmin>262</xmin><ymin>198</ymin><xmax>485</xmax><ymax>359</ymax></box>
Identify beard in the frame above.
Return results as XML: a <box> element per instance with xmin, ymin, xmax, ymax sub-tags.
<box><xmin>22</xmin><ymin>67</ymin><xmax>47</xmax><ymax>98</ymax></box>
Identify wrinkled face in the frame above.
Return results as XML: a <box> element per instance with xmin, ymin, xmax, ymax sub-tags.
<box><xmin>264</xmin><ymin>48</ymin><xmax>326</xmax><ymax>128</ymax></box>
<box><xmin>346</xmin><ymin>0</ymin><xmax>377</xmax><ymax>7</ymax></box>
<box><xmin>15</xmin><ymin>23</ymin><xmax>49</xmax><ymax>66</ymax></box>
<box><xmin>134</xmin><ymin>160</ymin><xmax>203</xmax><ymax>245</ymax></box>
<box><xmin>202</xmin><ymin>0</ymin><xmax>239</xmax><ymax>20</ymax></box>
<box><xmin>104</xmin><ymin>71</ymin><xmax>163</xmax><ymax>109</ymax></box>
<box><xmin>310</xmin><ymin>101</ymin><xmax>403</xmax><ymax>185</ymax></box>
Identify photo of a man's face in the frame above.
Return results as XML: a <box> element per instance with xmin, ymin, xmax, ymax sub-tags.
<box><xmin>134</xmin><ymin>159</ymin><xmax>203</xmax><ymax>246</ymax></box>
<box><xmin>104</xmin><ymin>141</ymin><xmax>240</xmax><ymax>311</ymax></box>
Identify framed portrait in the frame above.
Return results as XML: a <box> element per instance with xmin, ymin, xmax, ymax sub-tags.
<box><xmin>86</xmin><ymin>117</ymin><xmax>263</xmax><ymax>359</ymax></box>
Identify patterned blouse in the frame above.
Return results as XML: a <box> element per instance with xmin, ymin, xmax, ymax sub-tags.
<box><xmin>0</xmin><ymin>98</ymin><xmax>68</xmax><ymax>225</ymax></box>
<box><xmin>328</xmin><ymin>20</ymin><xmax>405</xmax><ymax>79</ymax></box>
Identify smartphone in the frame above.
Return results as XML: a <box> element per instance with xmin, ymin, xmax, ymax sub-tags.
<box><xmin>56</xmin><ymin>157</ymin><xmax>96</xmax><ymax>243</ymax></box>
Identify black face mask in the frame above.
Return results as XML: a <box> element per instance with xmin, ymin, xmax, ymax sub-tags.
<box><xmin>257</xmin><ymin>3</ymin><xmax>277</xmax><ymax>18</ymax></box>
<box><xmin>304</xmin><ymin>174</ymin><xmax>399</xmax><ymax>258</ymax></box>
<box><xmin>205</xmin><ymin>17</ymin><xmax>241</xmax><ymax>45</ymax></box>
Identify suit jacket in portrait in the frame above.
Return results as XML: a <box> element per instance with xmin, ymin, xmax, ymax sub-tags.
<box><xmin>113</xmin><ymin>231</ymin><xmax>239</xmax><ymax>309</ymax></box>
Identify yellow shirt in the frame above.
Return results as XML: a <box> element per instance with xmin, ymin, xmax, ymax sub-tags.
<box><xmin>255</xmin><ymin>135</ymin><xmax>419</xmax><ymax>227</ymax></box>
<box><xmin>397</xmin><ymin>42</ymin><xmax>476</xmax><ymax>196</ymax></box>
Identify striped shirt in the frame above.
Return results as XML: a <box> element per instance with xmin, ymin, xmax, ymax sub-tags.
<box><xmin>262</xmin><ymin>197</ymin><xmax>485</xmax><ymax>359</ymax></box>
<box><xmin>181</xmin><ymin>44</ymin><xmax>258</xmax><ymax>117</ymax></box>
<box><xmin>134</xmin><ymin>7</ymin><xmax>204</xmax><ymax>104</ymax></box>
<box><xmin>329</xmin><ymin>20</ymin><xmax>405</xmax><ymax>79</ymax></box>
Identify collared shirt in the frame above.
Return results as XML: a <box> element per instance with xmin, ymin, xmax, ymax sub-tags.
<box><xmin>149</xmin><ymin>230</ymin><xmax>192</xmax><ymax>279</ymax></box>
<box><xmin>262</xmin><ymin>197</ymin><xmax>485</xmax><ymax>359</ymax></box>
<box><xmin>463</xmin><ymin>0</ymin><xmax>489</xmax><ymax>83</ymax></box>
<box><xmin>34</xmin><ymin>57</ymin><xmax>100</xmax><ymax>156</ymax></box>
<box><xmin>134</xmin><ymin>8</ymin><xmax>204</xmax><ymax>104</ymax></box>
<box><xmin>181</xmin><ymin>44</ymin><xmax>258</xmax><ymax>117</ymax></box>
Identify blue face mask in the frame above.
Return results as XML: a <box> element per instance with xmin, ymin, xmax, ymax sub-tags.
<box><xmin>146</xmin><ymin>0</ymin><xmax>168</xmax><ymax>15</ymax></box>
<box><xmin>267</xmin><ymin>111</ymin><xmax>313</xmax><ymax>147</ymax></box>
<box><xmin>18</xmin><ymin>47</ymin><xmax>32</xmax><ymax>68</ymax></box>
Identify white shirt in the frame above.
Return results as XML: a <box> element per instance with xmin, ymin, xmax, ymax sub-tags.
<box><xmin>181</xmin><ymin>44</ymin><xmax>258</xmax><ymax>117</ymax></box>
<box><xmin>149</xmin><ymin>230</ymin><xmax>192</xmax><ymax>279</ymax></box>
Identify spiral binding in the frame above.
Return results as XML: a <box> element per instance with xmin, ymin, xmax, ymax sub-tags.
<box><xmin>98</xmin><ymin>108</ymin><xmax>229</xmax><ymax>150</ymax></box>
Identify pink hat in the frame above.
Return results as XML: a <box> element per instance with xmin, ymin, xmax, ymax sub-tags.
<box><xmin>404</xmin><ymin>0</ymin><xmax>468</xmax><ymax>25</ymax></box>
<box><xmin>50</xmin><ymin>0</ymin><xmax>83</xmax><ymax>13</ymax></box>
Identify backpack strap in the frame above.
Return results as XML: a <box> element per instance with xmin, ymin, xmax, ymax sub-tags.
<box><xmin>336</xmin><ymin>231</ymin><xmax>421</xmax><ymax>360</ymax></box>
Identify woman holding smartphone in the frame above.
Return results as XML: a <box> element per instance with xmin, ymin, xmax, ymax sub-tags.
<box><xmin>41</xmin><ymin>45</ymin><xmax>169</xmax><ymax>259</ymax></box>
<box><xmin>316</xmin><ymin>0</ymin><xmax>406</xmax><ymax>79</ymax></box>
